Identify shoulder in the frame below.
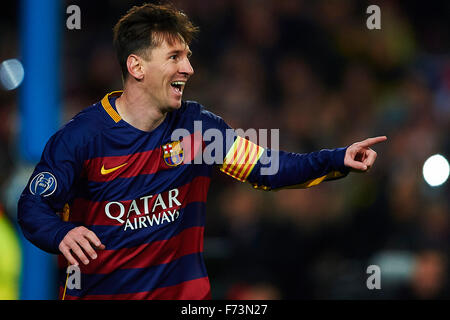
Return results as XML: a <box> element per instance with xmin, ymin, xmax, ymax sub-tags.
<box><xmin>179</xmin><ymin>100</ymin><xmax>228</xmax><ymax>125</ymax></box>
<box><xmin>49</xmin><ymin>102</ymin><xmax>110</xmax><ymax>149</ymax></box>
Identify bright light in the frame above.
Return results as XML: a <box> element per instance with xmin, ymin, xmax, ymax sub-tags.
<box><xmin>0</xmin><ymin>58</ymin><xmax>25</xmax><ymax>91</ymax></box>
<box><xmin>423</xmin><ymin>154</ymin><xmax>450</xmax><ymax>187</ymax></box>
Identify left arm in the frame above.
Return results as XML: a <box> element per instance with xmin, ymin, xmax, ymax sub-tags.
<box><xmin>219</xmin><ymin>136</ymin><xmax>387</xmax><ymax>191</ymax></box>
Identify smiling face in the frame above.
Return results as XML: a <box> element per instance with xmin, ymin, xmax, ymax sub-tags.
<box><xmin>139</xmin><ymin>36</ymin><xmax>194</xmax><ymax>113</ymax></box>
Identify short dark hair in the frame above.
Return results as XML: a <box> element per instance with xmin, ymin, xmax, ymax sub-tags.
<box><xmin>113</xmin><ymin>3</ymin><xmax>199</xmax><ymax>80</ymax></box>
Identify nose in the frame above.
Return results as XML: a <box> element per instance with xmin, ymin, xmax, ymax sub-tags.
<box><xmin>179</xmin><ymin>57</ymin><xmax>194</xmax><ymax>77</ymax></box>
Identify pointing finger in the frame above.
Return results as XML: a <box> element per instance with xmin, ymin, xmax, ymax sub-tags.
<box><xmin>359</xmin><ymin>136</ymin><xmax>387</xmax><ymax>148</ymax></box>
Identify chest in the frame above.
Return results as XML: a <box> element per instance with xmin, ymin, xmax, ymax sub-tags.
<box><xmin>79</xmin><ymin>128</ymin><xmax>207</xmax><ymax>201</ymax></box>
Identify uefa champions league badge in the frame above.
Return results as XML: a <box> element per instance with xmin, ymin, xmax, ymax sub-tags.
<box><xmin>162</xmin><ymin>141</ymin><xmax>184</xmax><ymax>167</ymax></box>
<box><xmin>29</xmin><ymin>172</ymin><xmax>57</xmax><ymax>197</ymax></box>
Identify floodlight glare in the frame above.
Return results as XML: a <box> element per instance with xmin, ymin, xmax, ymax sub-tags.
<box><xmin>0</xmin><ymin>58</ymin><xmax>25</xmax><ymax>91</ymax></box>
<box><xmin>422</xmin><ymin>154</ymin><xmax>450</xmax><ymax>187</ymax></box>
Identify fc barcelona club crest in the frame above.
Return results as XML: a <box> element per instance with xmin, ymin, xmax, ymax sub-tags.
<box><xmin>162</xmin><ymin>141</ymin><xmax>184</xmax><ymax>167</ymax></box>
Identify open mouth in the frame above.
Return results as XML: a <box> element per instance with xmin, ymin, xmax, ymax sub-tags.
<box><xmin>170</xmin><ymin>81</ymin><xmax>185</xmax><ymax>95</ymax></box>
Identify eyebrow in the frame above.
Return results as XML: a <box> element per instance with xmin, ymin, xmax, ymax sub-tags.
<box><xmin>168</xmin><ymin>49</ymin><xmax>192</xmax><ymax>57</ymax></box>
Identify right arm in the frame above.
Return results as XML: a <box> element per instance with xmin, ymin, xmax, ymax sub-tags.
<box><xmin>17</xmin><ymin>126</ymin><xmax>104</xmax><ymax>264</ymax></box>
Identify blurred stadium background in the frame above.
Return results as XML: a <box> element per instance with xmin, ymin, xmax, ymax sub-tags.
<box><xmin>0</xmin><ymin>0</ymin><xmax>449</xmax><ymax>299</ymax></box>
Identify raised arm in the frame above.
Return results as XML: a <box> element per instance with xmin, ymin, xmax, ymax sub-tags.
<box><xmin>219</xmin><ymin>135</ymin><xmax>387</xmax><ymax>191</ymax></box>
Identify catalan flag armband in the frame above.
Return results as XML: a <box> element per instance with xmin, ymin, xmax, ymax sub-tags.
<box><xmin>220</xmin><ymin>136</ymin><xmax>264</xmax><ymax>182</ymax></box>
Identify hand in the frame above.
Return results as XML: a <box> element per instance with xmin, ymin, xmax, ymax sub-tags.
<box><xmin>58</xmin><ymin>226</ymin><xmax>105</xmax><ymax>266</ymax></box>
<box><xmin>344</xmin><ymin>136</ymin><xmax>387</xmax><ymax>172</ymax></box>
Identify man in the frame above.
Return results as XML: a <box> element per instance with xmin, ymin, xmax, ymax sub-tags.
<box><xmin>18</xmin><ymin>3</ymin><xmax>386</xmax><ymax>300</ymax></box>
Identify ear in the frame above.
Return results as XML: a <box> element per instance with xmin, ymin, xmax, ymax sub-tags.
<box><xmin>126</xmin><ymin>54</ymin><xmax>144</xmax><ymax>80</ymax></box>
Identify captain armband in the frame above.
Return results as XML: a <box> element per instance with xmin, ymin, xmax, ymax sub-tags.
<box><xmin>219</xmin><ymin>136</ymin><xmax>264</xmax><ymax>182</ymax></box>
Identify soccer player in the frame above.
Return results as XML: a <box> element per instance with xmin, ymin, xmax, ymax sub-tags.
<box><xmin>17</xmin><ymin>3</ymin><xmax>386</xmax><ymax>299</ymax></box>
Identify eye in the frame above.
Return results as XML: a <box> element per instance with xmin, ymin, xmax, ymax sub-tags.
<box><xmin>169</xmin><ymin>55</ymin><xmax>178</xmax><ymax>60</ymax></box>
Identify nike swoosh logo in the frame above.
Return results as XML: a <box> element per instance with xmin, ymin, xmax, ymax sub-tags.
<box><xmin>101</xmin><ymin>163</ymin><xmax>128</xmax><ymax>175</ymax></box>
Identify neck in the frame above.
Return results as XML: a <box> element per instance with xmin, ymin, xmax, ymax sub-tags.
<box><xmin>115</xmin><ymin>85</ymin><xmax>167</xmax><ymax>132</ymax></box>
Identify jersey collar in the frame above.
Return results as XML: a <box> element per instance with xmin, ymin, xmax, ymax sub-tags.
<box><xmin>101</xmin><ymin>91</ymin><xmax>123</xmax><ymax>123</ymax></box>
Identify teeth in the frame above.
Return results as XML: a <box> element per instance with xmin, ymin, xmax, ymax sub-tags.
<box><xmin>171</xmin><ymin>81</ymin><xmax>185</xmax><ymax>94</ymax></box>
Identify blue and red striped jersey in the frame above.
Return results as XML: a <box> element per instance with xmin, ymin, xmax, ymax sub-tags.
<box><xmin>18</xmin><ymin>91</ymin><xmax>349</xmax><ymax>300</ymax></box>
